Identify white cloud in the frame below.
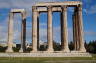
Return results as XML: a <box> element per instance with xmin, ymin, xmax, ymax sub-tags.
<box><xmin>0</xmin><ymin>17</ymin><xmax>8</xmax><ymax>42</ymax></box>
<box><xmin>0</xmin><ymin>2</ymin><xmax>11</xmax><ymax>8</ymax></box>
<box><xmin>0</xmin><ymin>26</ymin><xmax>7</xmax><ymax>41</ymax></box>
<box><xmin>39</xmin><ymin>28</ymin><xmax>47</xmax><ymax>42</ymax></box>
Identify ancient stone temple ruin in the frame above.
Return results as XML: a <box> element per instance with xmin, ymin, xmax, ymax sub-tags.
<box><xmin>31</xmin><ymin>1</ymin><xmax>86</xmax><ymax>53</ymax></box>
<box><xmin>5</xmin><ymin>1</ymin><xmax>89</xmax><ymax>56</ymax></box>
<box><xmin>6</xmin><ymin>9</ymin><xmax>26</xmax><ymax>52</ymax></box>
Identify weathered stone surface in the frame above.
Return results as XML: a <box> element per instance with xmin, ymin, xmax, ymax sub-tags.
<box><xmin>77</xmin><ymin>5</ymin><xmax>86</xmax><ymax>52</ymax></box>
<box><xmin>6</xmin><ymin>13</ymin><xmax>14</xmax><ymax>53</ymax></box>
<box><xmin>6</xmin><ymin>1</ymin><xmax>87</xmax><ymax>55</ymax></box>
<box><xmin>47</xmin><ymin>6</ymin><xmax>54</xmax><ymax>52</ymax></box>
<box><xmin>6</xmin><ymin>9</ymin><xmax>26</xmax><ymax>53</ymax></box>
<box><xmin>11</xmin><ymin>9</ymin><xmax>25</xmax><ymax>13</ymax></box>
<box><xmin>31</xmin><ymin>6</ymin><xmax>38</xmax><ymax>52</ymax></box>
<box><xmin>61</xmin><ymin>6</ymin><xmax>70</xmax><ymax>52</ymax></box>
<box><xmin>35</xmin><ymin>1</ymin><xmax>82</xmax><ymax>6</ymax></box>
<box><xmin>0</xmin><ymin>53</ymin><xmax>92</xmax><ymax>57</ymax></box>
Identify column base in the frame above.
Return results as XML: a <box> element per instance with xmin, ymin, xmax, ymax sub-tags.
<box><xmin>61</xmin><ymin>48</ymin><xmax>70</xmax><ymax>53</ymax></box>
<box><xmin>79</xmin><ymin>47</ymin><xmax>86</xmax><ymax>53</ymax></box>
<box><xmin>30</xmin><ymin>49</ymin><xmax>38</xmax><ymax>53</ymax></box>
<box><xmin>71</xmin><ymin>51</ymin><xmax>80</xmax><ymax>53</ymax></box>
<box><xmin>19</xmin><ymin>48</ymin><xmax>23</xmax><ymax>52</ymax></box>
<box><xmin>46</xmin><ymin>48</ymin><xmax>54</xmax><ymax>53</ymax></box>
<box><xmin>6</xmin><ymin>47</ymin><xmax>13</xmax><ymax>53</ymax></box>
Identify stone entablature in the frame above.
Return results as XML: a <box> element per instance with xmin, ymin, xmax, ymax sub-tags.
<box><xmin>35</xmin><ymin>1</ymin><xmax>82</xmax><ymax>6</ymax></box>
<box><xmin>11</xmin><ymin>9</ymin><xmax>25</xmax><ymax>13</ymax></box>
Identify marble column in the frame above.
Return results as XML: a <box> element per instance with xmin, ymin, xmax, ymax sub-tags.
<box><xmin>73</xmin><ymin>8</ymin><xmax>80</xmax><ymax>51</ymax></box>
<box><xmin>19</xmin><ymin>11</ymin><xmax>26</xmax><ymax>52</ymax></box>
<box><xmin>75</xmin><ymin>10</ymin><xmax>80</xmax><ymax>50</ymax></box>
<box><xmin>73</xmin><ymin>13</ymin><xmax>77</xmax><ymax>50</ymax></box>
<box><xmin>31</xmin><ymin>6</ymin><xmax>38</xmax><ymax>52</ymax></box>
<box><xmin>6</xmin><ymin>13</ymin><xmax>14</xmax><ymax>52</ymax></box>
<box><xmin>61</xmin><ymin>6</ymin><xmax>70</xmax><ymax>52</ymax></box>
<box><xmin>37</xmin><ymin>12</ymin><xmax>39</xmax><ymax>50</ymax></box>
<box><xmin>61</xmin><ymin>11</ymin><xmax>64</xmax><ymax>50</ymax></box>
<box><xmin>77</xmin><ymin>5</ymin><xmax>86</xmax><ymax>52</ymax></box>
<box><xmin>47</xmin><ymin>6</ymin><xmax>54</xmax><ymax>52</ymax></box>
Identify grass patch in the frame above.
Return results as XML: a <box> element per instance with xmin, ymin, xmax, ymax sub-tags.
<box><xmin>0</xmin><ymin>54</ymin><xmax>96</xmax><ymax>63</ymax></box>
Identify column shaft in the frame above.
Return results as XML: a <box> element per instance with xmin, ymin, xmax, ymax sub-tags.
<box><xmin>31</xmin><ymin>6</ymin><xmax>38</xmax><ymax>52</ymax></box>
<box><xmin>61</xmin><ymin>12</ymin><xmax>64</xmax><ymax>48</ymax></box>
<box><xmin>77</xmin><ymin>5</ymin><xmax>86</xmax><ymax>52</ymax></box>
<box><xmin>61</xmin><ymin>6</ymin><xmax>70</xmax><ymax>52</ymax></box>
<box><xmin>6</xmin><ymin>13</ymin><xmax>14</xmax><ymax>52</ymax></box>
<box><xmin>73</xmin><ymin>8</ymin><xmax>80</xmax><ymax>51</ymax></box>
<box><xmin>75</xmin><ymin>11</ymin><xmax>80</xmax><ymax>50</ymax></box>
<box><xmin>19</xmin><ymin>12</ymin><xmax>26</xmax><ymax>52</ymax></box>
<box><xmin>73</xmin><ymin>13</ymin><xmax>77</xmax><ymax>50</ymax></box>
<box><xmin>47</xmin><ymin>6</ymin><xmax>54</xmax><ymax>52</ymax></box>
<box><xmin>37</xmin><ymin>13</ymin><xmax>39</xmax><ymax>50</ymax></box>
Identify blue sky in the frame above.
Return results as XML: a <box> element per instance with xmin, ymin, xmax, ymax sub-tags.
<box><xmin>0</xmin><ymin>0</ymin><xmax>96</xmax><ymax>44</ymax></box>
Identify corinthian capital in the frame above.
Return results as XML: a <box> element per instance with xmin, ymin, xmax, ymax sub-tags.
<box><xmin>61</xmin><ymin>5</ymin><xmax>67</xmax><ymax>11</ymax></box>
<box><xmin>78</xmin><ymin>4</ymin><xmax>82</xmax><ymax>11</ymax></box>
<box><xmin>47</xmin><ymin>6</ymin><xmax>52</xmax><ymax>11</ymax></box>
<box><xmin>32</xmin><ymin>6</ymin><xmax>37</xmax><ymax>12</ymax></box>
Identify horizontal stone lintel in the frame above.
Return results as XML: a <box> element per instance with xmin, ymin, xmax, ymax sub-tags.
<box><xmin>11</xmin><ymin>9</ymin><xmax>25</xmax><ymax>13</ymax></box>
<box><xmin>34</xmin><ymin>1</ymin><xmax>82</xmax><ymax>7</ymax></box>
<box><xmin>37</xmin><ymin>7</ymin><xmax>62</xmax><ymax>12</ymax></box>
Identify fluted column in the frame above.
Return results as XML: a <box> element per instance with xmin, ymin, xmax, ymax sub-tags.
<box><xmin>19</xmin><ymin>11</ymin><xmax>26</xmax><ymax>52</ymax></box>
<box><xmin>31</xmin><ymin>6</ymin><xmax>38</xmax><ymax>52</ymax></box>
<box><xmin>6</xmin><ymin>13</ymin><xmax>14</xmax><ymax>52</ymax></box>
<box><xmin>47</xmin><ymin>6</ymin><xmax>54</xmax><ymax>52</ymax></box>
<box><xmin>75</xmin><ymin>10</ymin><xmax>80</xmax><ymax>50</ymax></box>
<box><xmin>37</xmin><ymin>12</ymin><xmax>39</xmax><ymax>50</ymax></box>
<box><xmin>73</xmin><ymin>13</ymin><xmax>77</xmax><ymax>50</ymax></box>
<box><xmin>61</xmin><ymin>6</ymin><xmax>70</xmax><ymax>52</ymax></box>
<box><xmin>73</xmin><ymin>8</ymin><xmax>80</xmax><ymax>51</ymax></box>
<box><xmin>77</xmin><ymin>5</ymin><xmax>86</xmax><ymax>52</ymax></box>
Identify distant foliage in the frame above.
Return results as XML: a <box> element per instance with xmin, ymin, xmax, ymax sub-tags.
<box><xmin>26</xmin><ymin>47</ymin><xmax>32</xmax><ymax>53</ymax></box>
<box><xmin>53</xmin><ymin>41</ymin><xmax>61</xmax><ymax>51</ymax></box>
<box><xmin>69</xmin><ymin>41</ymin><xmax>74</xmax><ymax>50</ymax></box>
<box><xmin>0</xmin><ymin>46</ymin><xmax>7</xmax><ymax>52</ymax></box>
<box><xmin>85</xmin><ymin>40</ymin><xmax>96</xmax><ymax>53</ymax></box>
<box><xmin>13</xmin><ymin>47</ymin><xmax>20</xmax><ymax>52</ymax></box>
<box><xmin>0</xmin><ymin>40</ymin><xmax>96</xmax><ymax>53</ymax></box>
